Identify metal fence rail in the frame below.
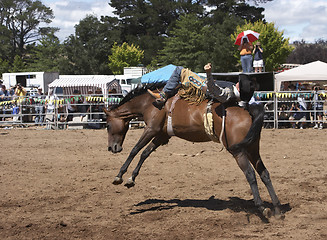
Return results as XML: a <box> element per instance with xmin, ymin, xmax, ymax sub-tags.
<box><xmin>0</xmin><ymin>94</ymin><xmax>122</xmax><ymax>129</ymax></box>
<box><xmin>253</xmin><ymin>90</ymin><xmax>327</xmax><ymax>129</ymax></box>
<box><xmin>1</xmin><ymin>91</ymin><xmax>326</xmax><ymax>129</ymax></box>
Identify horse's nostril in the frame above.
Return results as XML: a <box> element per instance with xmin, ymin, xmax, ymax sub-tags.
<box><xmin>108</xmin><ymin>146</ymin><xmax>112</xmax><ymax>152</ymax></box>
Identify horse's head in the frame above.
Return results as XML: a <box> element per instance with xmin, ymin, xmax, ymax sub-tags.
<box><xmin>104</xmin><ymin>107</ymin><xmax>129</xmax><ymax>153</ymax></box>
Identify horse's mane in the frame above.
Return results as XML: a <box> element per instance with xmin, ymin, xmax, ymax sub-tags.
<box><xmin>110</xmin><ymin>82</ymin><xmax>166</xmax><ymax>110</ymax></box>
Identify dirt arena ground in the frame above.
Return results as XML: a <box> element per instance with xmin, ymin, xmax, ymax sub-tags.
<box><xmin>0</xmin><ymin>127</ymin><xmax>326</xmax><ymax>239</ymax></box>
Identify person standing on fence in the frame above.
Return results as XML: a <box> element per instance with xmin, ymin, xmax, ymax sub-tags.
<box><xmin>34</xmin><ymin>87</ymin><xmax>45</xmax><ymax>125</ymax></box>
<box><xmin>252</xmin><ymin>42</ymin><xmax>264</xmax><ymax>73</ymax></box>
<box><xmin>238</xmin><ymin>37</ymin><xmax>253</xmax><ymax>73</ymax></box>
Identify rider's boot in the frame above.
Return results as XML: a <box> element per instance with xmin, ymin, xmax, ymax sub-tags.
<box><xmin>147</xmin><ymin>89</ymin><xmax>167</xmax><ymax>109</ymax></box>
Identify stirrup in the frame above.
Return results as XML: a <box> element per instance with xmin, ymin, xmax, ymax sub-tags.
<box><xmin>153</xmin><ymin>99</ymin><xmax>166</xmax><ymax>109</ymax></box>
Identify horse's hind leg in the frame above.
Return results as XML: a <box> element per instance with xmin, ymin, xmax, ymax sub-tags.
<box><xmin>251</xmin><ymin>155</ymin><xmax>284</xmax><ymax>219</ymax></box>
<box><xmin>246</xmin><ymin>141</ymin><xmax>284</xmax><ymax>219</ymax></box>
<box><xmin>234</xmin><ymin>152</ymin><xmax>272</xmax><ymax>218</ymax></box>
<box><xmin>125</xmin><ymin>135</ymin><xmax>168</xmax><ymax>188</ymax></box>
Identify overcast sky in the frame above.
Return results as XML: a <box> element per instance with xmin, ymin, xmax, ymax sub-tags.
<box><xmin>42</xmin><ymin>0</ymin><xmax>327</xmax><ymax>43</ymax></box>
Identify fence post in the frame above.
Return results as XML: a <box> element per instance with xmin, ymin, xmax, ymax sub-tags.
<box><xmin>274</xmin><ymin>92</ymin><xmax>278</xmax><ymax>129</ymax></box>
<box><xmin>54</xmin><ymin>98</ymin><xmax>58</xmax><ymax>129</ymax></box>
<box><xmin>313</xmin><ymin>91</ymin><xmax>317</xmax><ymax>125</ymax></box>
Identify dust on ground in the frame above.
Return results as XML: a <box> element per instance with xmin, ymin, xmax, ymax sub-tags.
<box><xmin>1</xmin><ymin>128</ymin><xmax>326</xmax><ymax>239</ymax></box>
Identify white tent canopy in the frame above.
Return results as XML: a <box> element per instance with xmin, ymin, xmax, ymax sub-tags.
<box><xmin>48</xmin><ymin>76</ymin><xmax>122</xmax><ymax>98</ymax></box>
<box><xmin>275</xmin><ymin>61</ymin><xmax>327</xmax><ymax>91</ymax></box>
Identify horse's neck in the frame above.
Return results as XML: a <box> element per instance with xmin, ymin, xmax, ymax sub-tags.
<box><xmin>114</xmin><ymin>95</ymin><xmax>150</xmax><ymax>119</ymax></box>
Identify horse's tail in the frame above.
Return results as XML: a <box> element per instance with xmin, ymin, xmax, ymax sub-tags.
<box><xmin>228</xmin><ymin>103</ymin><xmax>265</xmax><ymax>154</ymax></box>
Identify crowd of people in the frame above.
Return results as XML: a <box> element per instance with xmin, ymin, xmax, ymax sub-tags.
<box><xmin>268</xmin><ymin>85</ymin><xmax>327</xmax><ymax>129</ymax></box>
<box><xmin>1</xmin><ymin>75</ymin><xmax>326</xmax><ymax>129</ymax></box>
<box><xmin>0</xmin><ymin>81</ymin><xmax>108</xmax><ymax>128</ymax></box>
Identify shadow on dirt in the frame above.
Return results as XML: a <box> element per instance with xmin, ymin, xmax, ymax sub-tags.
<box><xmin>131</xmin><ymin>196</ymin><xmax>291</xmax><ymax>223</ymax></box>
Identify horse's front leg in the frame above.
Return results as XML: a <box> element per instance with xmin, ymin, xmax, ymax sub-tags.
<box><xmin>113</xmin><ymin>127</ymin><xmax>157</xmax><ymax>185</ymax></box>
<box><xmin>125</xmin><ymin>135</ymin><xmax>169</xmax><ymax>188</ymax></box>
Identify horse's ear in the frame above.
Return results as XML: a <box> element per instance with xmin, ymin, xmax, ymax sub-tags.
<box><xmin>103</xmin><ymin>107</ymin><xmax>110</xmax><ymax>115</ymax></box>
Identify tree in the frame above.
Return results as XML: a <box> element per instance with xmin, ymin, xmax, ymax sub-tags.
<box><xmin>10</xmin><ymin>55</ymin><xmax>26</xmax><ymax>72</ymax></box>
<box><xmin>204</xmin><ymin>0</ymin><xmax>266</xmax><ymax>24</ymax></box>
<box><xmin>27</xmin><ymin>31</ymin><xmax>62</xmax><ymax>72</ymax></box>
<box><xmin>231</xmin><ymin>20</ymin><xmax>293</xmax><ymax>71</ymax></box>
<box><xmin>0</xmin><ymin>25</ymin><xmax>11</xmax><ymax>62</ymax></box>
<box><xmin>158</xmin><ymin>14</ymin><xmax>206</xmax><ymax>72</ymax></box>
<box><xmin>108</xmin><ymin>42</ymin><xmax>144</xmax><ymax>74</ymax></box>
<box><xmin>109</xmin><ymin>0</ymin><xmax>206</xmax><ymax>65</ymax></box>
<box><xmin>0</xmin><ymin>0</ymin><xmax>55</xmax><ymax>60</ymax></box>
<box><xmin>286</xmin><ymin>40</ymin><xmax>327</xmax><ymax>64</ymax></box>
<box><xmin>0</xmin><ymin>58</ymin><xmax>10</xmax><ymax>76</ymax></box>
<box><xmin>202</xmin><ymin>16</ymin><xmax>242</xmax><ymax>72</ymax></box>
<box><xmin>61</xmin><ymin>15</ymin><xmax>121</xmax><ymax>74</ymax></box>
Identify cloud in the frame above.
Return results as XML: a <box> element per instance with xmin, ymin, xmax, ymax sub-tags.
<box><xmin>42</xmin><ymin>0</ymin><xmax>115</xmax><ymax>41</ymax></box>
<box><xmin>261</xmin><ymin>0</ymin><xmax>327</xmax><ymax>42</ymax></box>
<box><xmin>43</xmin><ymin>0</ymin><xmax>327</xmax><ymax>43</ymax></box>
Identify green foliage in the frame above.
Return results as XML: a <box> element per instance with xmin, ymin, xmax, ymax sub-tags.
<box><xmin>109</xmin><ymin>0</ymin><xmax>205</xmax><ymax>66</ymax></box>
<box><xmin>205</xmin><ymin>0</ymin><xmax>265</xmax><ymax>24</ymax></box>
<box><xmin>158</xmin><ymin>14</ymin><xmax>206</xmax><ymax>72</ymax></box>
<box><xmin>108</xmin><ymin>42</ymin><xmax>144</xmax><ymax>74</ymax></box>
<box><xmin>27</xmin><ymin>31</ymin><xmax>61</xmax><ymax>72</ymax></box>
<box><xmin>231</xmin><ymin>20</ymin><xmax>294</xmax><ymax>71</ymax></box>
<box><xmin>0</xmin><ymin>58</ymin><xmax>10</xmax><ymax>76</ymax></box>
<box><xmin>0</xmin><ymin>0</ymin><xmax>55</xmax><ymax>60</ymax></box>
<box><xmin>0</xmin><ymin>25</ymin><xmax>11</xmax><ymax>62</ymax></box>
<box><xmin>10</xmin><ymin>55</ymin><xmax>26</xmax><ymax>72</ymax></box>
<box><xmin>60</xmin><ymin>15</ymin><xmax>121</xmax><ymax>74</ymax></box>
<box><xmin>157</xmin><ymin>1</ymin><xmax>266</xmax><ymax>72</ymax></box>
<box><xmin>286</xmin><ymin>39</ymin><xmax>327</xmax><ymax>64</ymax></box>
<box><xmin>0</xmin><ymin>0</ymin><xmax>282</xmax><ymax>75</ymax></box>
<box><xmin>202</xmin><ymin>16</ymin><xmax>243</xmax><ymax>72</ymax></box>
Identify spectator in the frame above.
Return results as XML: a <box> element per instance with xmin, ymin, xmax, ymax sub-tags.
<box><xmin>252</xmin><ymin>42</ymin><xmax>264</xmax><ymax>72</ymax></box>
<box><xmin>278</xmin><ymin>104</ymin><xmax>290</xmax><ymax>128</ymax></box>
<box><xmin>0</xmin><ymin>85</ymin><xmax>11</xmax><ymax>121</ymax></box>
<box><xmin>34</xmin><ymin>87</ymin><xmax>45</xmax><ymax>125</ymax></box>
<box><xmin>66</xmin><ymin>89</ymin><xmax>79</xmax><ymax>122</ymax></box>
<box><xmin>238</xmin><ymin>37</ymin><xmax>253</xmax><ymax>73</ymax></box>
<box><xmin>9</xmin><ymin>86</ymin><xmax>15</xmax><ymax>96</ymax></box>
<box><xmin>289</xmin><ymin>102</ymin><xmax>306</xmax><ymax>129</ymax></box>
<box><xmin>66</xmin><ymin>89</ymin><xmax>87</xmax><ymax>121</ymax></box>
<box><xmin>312</xmin><ymin>86</ymin><xmax>324</xmax><ymax>129</ymax></box>
<box><xmin>45</xmin><ymin>89</ymin><xmax>58</xmax><ymax>129</ymax></box>
<box><xmin>0</xmin><ymin>85</ymin><xmax>10</xmax><ymax>101</ymax></box>
<box><xmin>14</xmin><ymin>83</ymin><xmax>27</xmax><ymax>97</ymax></box>
<box><xmin>92</xmin><ymin>88</ymin><xmax>105</xmax><ymax>121</ymax></box>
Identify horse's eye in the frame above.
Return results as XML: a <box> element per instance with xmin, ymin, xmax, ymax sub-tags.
<box><xmin>106</xmin><ymin>124</ymin><xmax>111</xmax><ymax>130</ymax></box>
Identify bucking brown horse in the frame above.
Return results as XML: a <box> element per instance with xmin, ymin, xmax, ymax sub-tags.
<box><xmin>104</xmin><ymin>83</ymin><xmax>283</xmax><ymax>219</ymax></box>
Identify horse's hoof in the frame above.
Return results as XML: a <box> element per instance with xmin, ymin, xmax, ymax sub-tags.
<box><xmin>112</xmin><ymin>177</ymin><xmax>123</xmax><ymax>185</ymax></box>
<box><xmin>262</xmin><ymin>208</ymin><xmax>272</xmax><ymax>219</ymax></box>
<box><xmin>124</xmin><ymin>178</ymin><xmax>135</xmax><ymax>188</ymax></box>
<box><xmin>274</xmin><ymin>212</ymin><xmax>285</xmax><ymax>220</ymax></box>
